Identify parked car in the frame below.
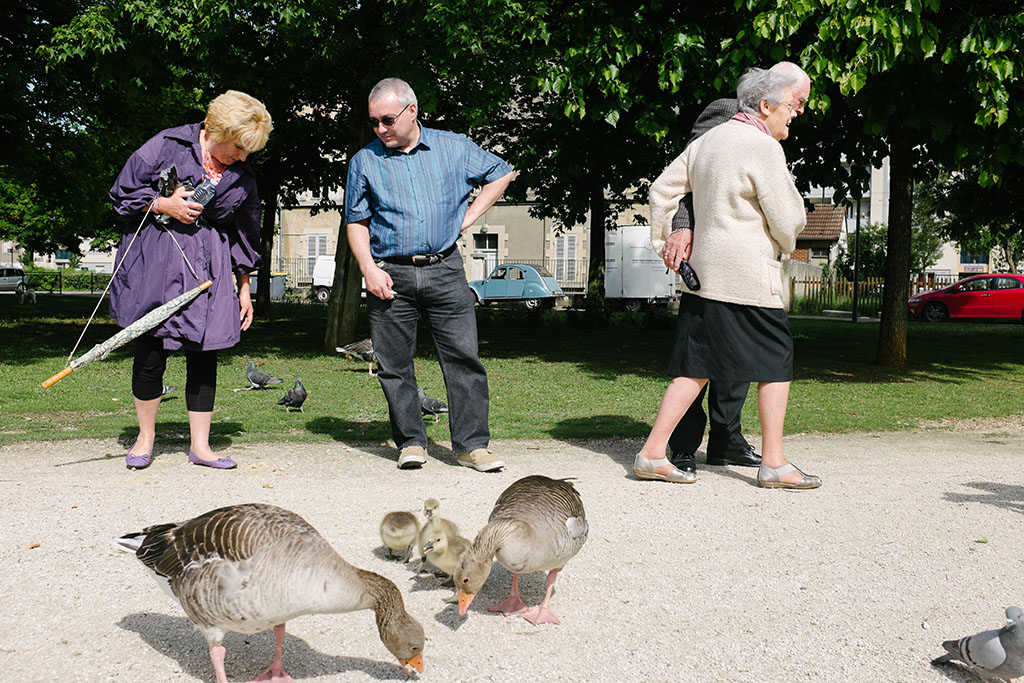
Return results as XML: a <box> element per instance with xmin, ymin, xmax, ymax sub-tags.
<box><xmin>0</xmin><ymin>266</ymin><xmax>26</xmax><ymax>291</ymax></box>
<box><xmin>468</xmin><ymin>263</ymin><xmax>564</xmax><ymax>309</ymax></box>
<box><xmin>908</xmin><ymin>273</ymin><xmax>1024</xmax><ymax>322</ymax></box>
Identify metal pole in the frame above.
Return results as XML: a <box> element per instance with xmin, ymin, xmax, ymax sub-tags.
<box><xmin>851</xmin><ymin>198</ymin><xmax>862</xmax><ymax>322</ymax></box>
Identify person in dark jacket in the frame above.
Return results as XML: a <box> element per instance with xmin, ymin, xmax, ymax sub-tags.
<box><xmin>110</xmin><ymin>90</ymin><xmax>272</xmax><ymax>471</ymax></box>
<box><xmin>659</xmin><ymin>62</ymin><xmax>811</xmax><ymax>476</ymax></box>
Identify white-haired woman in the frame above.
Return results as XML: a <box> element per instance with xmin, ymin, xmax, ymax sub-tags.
<box><xmin>110</xmin><ymin>90</ymin><xmax>272</xmax><ymax>471</ymax></box>
<box><xmin>638</xmin><ymin>68</ymin><xmax>821</xmax><ymax>489</ymax></box>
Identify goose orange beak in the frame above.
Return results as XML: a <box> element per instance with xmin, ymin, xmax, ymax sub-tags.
<box><xmin>458</xmin><ymin>591</ymin><xmax>475</xmax><ymax>615</ymax></box>
<box><xmin>400</xmin><ymin>653</ymin><xmax>424</xmax><ymax>674</ymax></box>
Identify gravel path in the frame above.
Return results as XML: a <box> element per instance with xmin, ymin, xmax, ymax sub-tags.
<box><xmin>3</xmin><ymin>428</ymin><xmax>1022</xmax><ymax>682</ymax></box>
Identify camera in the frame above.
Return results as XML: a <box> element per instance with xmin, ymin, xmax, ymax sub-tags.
<box><xmin>155</xmin><ymin>165</ymin><xmax>215</xmax><ymax>225</ymax></box>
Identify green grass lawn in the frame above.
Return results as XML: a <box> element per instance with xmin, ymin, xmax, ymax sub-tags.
<box><xmin>2</xmin><ymin>294</ymin><xmax>1022</xmax><ymax>448</ymax></box>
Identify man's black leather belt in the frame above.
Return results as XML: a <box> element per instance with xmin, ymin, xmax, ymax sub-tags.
<box><xmin>382</xmin><ymin>243</ymin><xmax>457</xmax><ymax>266</ymax></box>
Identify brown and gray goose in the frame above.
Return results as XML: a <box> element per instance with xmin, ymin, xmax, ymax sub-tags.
<box><xmin>454</xmin><ymin>475</ymin><xmax>588</xmax><ymax>625</ymax></box>
<box><xmin>115</xmin><ymin>503</ymin><xmax>424</xmax><ymax>683</ymax></box>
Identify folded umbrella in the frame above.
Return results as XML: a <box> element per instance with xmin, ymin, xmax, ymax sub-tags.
<box><xmin>42</xmin><ymin>280</ymin><xmax>212</xmax><ymax>388</ymax></box>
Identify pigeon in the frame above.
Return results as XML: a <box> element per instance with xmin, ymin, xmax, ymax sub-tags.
<box><xmin>277</xmin><ymin>378</ymin><xmax>307</xmax><ymax>412</ymax></box>
<box><xmin>932</xmin><ymin>606</ymin><xmax>1024</xmax><ymax>681</ymax></box>
<box><xmin>337</xmin><ymin>338</ymin><xmax>377</xmax><ymax>375</ymax></box>
<box><xmin>244</xmin><ymin>360</ymin><xmax>283</xmax><ymax>390</ymax></box>
<box><xmin>418</xmin><ymin>386</ymin><xmax>448</xmax><ymax>423</ymax></box>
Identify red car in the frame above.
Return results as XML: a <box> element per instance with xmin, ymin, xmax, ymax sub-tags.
<box><xmin>908</xmin><ymin>274</ymin><xmax>1024</xmax><ymax>322</ymax></box>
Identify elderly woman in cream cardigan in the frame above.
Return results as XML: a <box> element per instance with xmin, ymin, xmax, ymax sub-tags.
<box><xmin>635</xmin><ymin>67</ymin><xmax>821</xmax><ymax>490</ymax></box>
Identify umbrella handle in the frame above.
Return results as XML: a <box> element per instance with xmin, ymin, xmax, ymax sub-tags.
<box><xmin>42</xmin><ymin>366</ymin><xmax>74</xmax><ymax>389</ymax></box>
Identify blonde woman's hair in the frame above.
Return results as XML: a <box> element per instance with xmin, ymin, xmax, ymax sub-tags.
<box><xmin>204</xmin><ymin>90</ymin><xmax>273</xmax><ymax>152</ymax></box>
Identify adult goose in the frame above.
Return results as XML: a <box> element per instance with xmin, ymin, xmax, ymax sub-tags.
<box><xmin>454</xmin><ymin>475</ymin><xmax>587</xmax><ymax>625</ymax></box>
<box><xmin>115</xmin><ymin>503</ymin><xmax>424</xmax><ymax>683</ymax></box>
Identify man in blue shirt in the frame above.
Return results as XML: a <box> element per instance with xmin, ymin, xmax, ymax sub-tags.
<box><xmin>346</xmin><ymin>77</ymin><xmax>514</xmax><ymax>471</ymax></box>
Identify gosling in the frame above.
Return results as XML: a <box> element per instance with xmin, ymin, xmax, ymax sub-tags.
<box><xmin>380</xmin><ymin>510</ymin><xmax>420</xmax><ymax>562</ymax></box>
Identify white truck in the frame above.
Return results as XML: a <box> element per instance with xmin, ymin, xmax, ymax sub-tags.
<box><xmin>311</xmin><ymin>255</ymin><xmax>366</xmax><ymax>302</ymax></box>
<box><xmin>311</xmin><ymin>255</ymin><xmax>335</xmax><ymax>302</ymax></box>
<box><xmin>604</xmin><ymin>225</ymin><xmax>677</xmax><ymax>311</ymax></box>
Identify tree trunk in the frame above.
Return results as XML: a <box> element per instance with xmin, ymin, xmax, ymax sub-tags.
<box><xmin>323</xmin><ymin>62</ymin><xmax>379</xmax><ymax>351</ymax></box>
<box><xmin>255</xmin><ymin>180</ymin><xmax>279</xmax><ymax>318</ymax></box>
<box><xmin>323</xmin><ymin>213</ymin><xmax>363</xmax><ymax>352</ymax></box>
<box><xmin>586</xmin><ymin>178</ymin><xmax>606</xmax><ymax>303</ymax></box>
<box><xmin>875</xmin><ymin>136</ymin><xmax>913</xmax><ymax>367</ymax></box>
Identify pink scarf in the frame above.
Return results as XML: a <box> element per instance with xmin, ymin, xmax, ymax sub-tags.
<box><xmin>731</xmin><ymin>112</ymin><xmax>772</xmax><ymax>136</ymax></box>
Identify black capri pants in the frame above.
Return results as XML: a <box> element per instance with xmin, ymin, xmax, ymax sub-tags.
<box><xmin>132</xmin><ymin>335</ymin><xmax>217</xmax><ymax>412</ymax></box>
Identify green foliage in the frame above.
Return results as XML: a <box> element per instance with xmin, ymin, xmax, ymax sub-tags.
<box><xmin>916</xmin><ymin>167</ymin><xmax>1024</xmax><ymax>273</ymax></box>
<box><xmin>834</xmin><ymin>220</ymin><xmax>942</xmax><ymax>279</ymax></box>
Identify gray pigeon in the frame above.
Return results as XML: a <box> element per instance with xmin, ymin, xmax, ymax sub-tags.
<box><xmin>418</xmin><ymin>386</ymin><xmax>448</xmax><ymax>423</ymax></box>
<box><xmin>245</xmin><ymin>360</ymin><xmax>283</xmax><ymax>390</ymax></box>
<box><xmin>337</xmin><ymin>338</ymin><xmax>377</xmax><ymax>376</ymax></box>
<box><xmin>932</xmin><ymin>606</ymin><xmax>1024</xmax><ymax>681</ymax></box>
<box><xmin>277</xmin><ymin>378</ymin><xmax>307</xmax><ymax>412</ymax></box>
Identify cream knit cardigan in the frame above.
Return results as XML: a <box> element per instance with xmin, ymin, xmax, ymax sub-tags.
<box><xmin>649</xmin><ymin>119</ymin><xmax>805</xmax><ymax>309</ymax></box>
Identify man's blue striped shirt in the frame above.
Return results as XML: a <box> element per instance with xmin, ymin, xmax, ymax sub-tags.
<box><xmin>345</xmin><ymin>125</ymin><xmax>512</xmax><ymax>259</ymax></box>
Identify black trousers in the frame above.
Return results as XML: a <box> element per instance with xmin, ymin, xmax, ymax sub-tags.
<box><xmin>132</xmin><ymin>335</ymin><xmax>217</xmax><ymax>412</ymax></box>
<box><xmin>668</xmin><ymin>380</ymin><xmax>751</xmax><ymax>456</ymax></box>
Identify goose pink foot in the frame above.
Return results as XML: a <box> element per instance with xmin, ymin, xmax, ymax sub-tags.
<box><xmin>521</xmin><ymin>604</ymin><xmax>560</xmax><ymax>625</ymax></box>
<box><xmin>520</xmin><ymin>569</ymin><xmax>562</xmax><ymax>625</ymax></box>
<box><xmin>487</xmin><ymin>573</ymin><xmax>528</xmax><ymax>615</ymax></box>
<box><xmin>249</xmin><ymin>624</ymin><xmax>295</xmax><ymax>683</ymax></box>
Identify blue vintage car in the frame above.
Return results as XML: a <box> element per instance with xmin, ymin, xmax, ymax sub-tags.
<box><xmin>468</xmin><ymin>263</ymin><xmax>564</xmax><ymax>309</ymax></box>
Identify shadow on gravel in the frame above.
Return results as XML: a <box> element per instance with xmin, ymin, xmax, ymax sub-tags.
<box><xmin>118</xmin><ymin>612</ymin><xmax>409</xmax><ymax>680</ymax></box>
<box><xmin>942</xmin><ymin>481</ymin><xmax>1024</xmax><ymax>515</ymax></box>
<box><xmin>928</xmin><ymin>658</ymin><xmax>983</xmax><ymax>682</ymax></box>
<box><xmin>547</xmin><ymin>417</ymin><xmax>645</xmax><ymax>470</ymax></box>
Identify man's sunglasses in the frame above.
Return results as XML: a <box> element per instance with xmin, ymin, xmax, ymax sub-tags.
<box><xmin>369</xmin><ymin>103</ymin><xmax>411</xmax><ymax>129</ymax></box>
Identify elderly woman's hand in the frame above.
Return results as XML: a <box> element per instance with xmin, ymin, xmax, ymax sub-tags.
<box><xmin>661</xmin><ymin>229</ymin><xmax>693</xmax><ymax>271</ymax></box>
<box><xmin>155</xmin><ymin>186</ymin><xmax>205</xmax><ymax>224</ymax></box>
<box><xmin>236</xmin><ymin>273</ymin><xmax>254</xmax><ymax>331</ymax></box>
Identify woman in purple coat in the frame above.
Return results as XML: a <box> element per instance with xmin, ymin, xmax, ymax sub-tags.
<box><xmin>109</xmin><ymin>90</ymin><xmax>272</xmax><ymax>470</ymax></box>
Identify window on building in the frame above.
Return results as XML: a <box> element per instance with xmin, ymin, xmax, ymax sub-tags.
<box><xmin>554</xmin><ymin>233</ymin><xmax>577</xmax><ymax>282</ymax></box>
<box><xmin>306</xmin><ymin>234</ymin><xmax>329</xmax><ymax>276</ymax></box>
<box><xmin>810</xmin><ymin>246</ymin><xmax>830</xmax><ymax>259</ymax></box>
<box><xmin>960</xmin><ymin>250</ymin><xmax>989</xmax><ymax>265</ymax></box>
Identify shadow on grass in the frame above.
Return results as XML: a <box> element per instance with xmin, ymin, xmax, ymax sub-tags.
<box><xmin>942</xmin><ymin>481</ymin><xmax>1024</xmax><ymax>515</ymax></box>
<box><xmin>305</xmin><ymin>416</ymin><xmax>391</xmax><ymax>443</ymax></box>
<box><xmin>115</xmin><ymin>421</ymin><xmax>242</xmax><ymax>449</ymax></box>
<box><xmin>117</xmin><ymin>612</ymin><xmax>407</xmax><ymax>681</ymax></box>
<box><xmin>7</xmin><ymin>296</ymin><xmax>1023</xmax><ymax>387</ymax></box>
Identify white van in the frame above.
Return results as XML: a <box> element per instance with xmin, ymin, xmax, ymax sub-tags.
<box><xmin>312</xmin><ymin>255</ymin><xmax>335</xmax><ymax>302</ymax></box>
<box><xmin>311</xmin><ymin>255</ymin><xmax>366</xmax><ymax>303</ymax></box>
<box><xmin>0</xmin><ymin>266</ymin><xmax>27</xmax><ymax>291</ymax></box>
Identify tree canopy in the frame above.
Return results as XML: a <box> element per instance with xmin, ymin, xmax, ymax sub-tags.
<box><xmin>7</xmin><ymin>0</ymin><xmax>1024</xmax><ymax>368</ymax></box>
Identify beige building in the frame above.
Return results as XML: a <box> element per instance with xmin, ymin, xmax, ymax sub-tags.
<box><xmin>278</xmin><ymin>191</ymin><xmax>596</xmax><ymax>293</ymax></box>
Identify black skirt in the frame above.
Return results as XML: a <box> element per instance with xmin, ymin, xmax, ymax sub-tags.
<box><xmin>667</xmin><ymin>294</ymin><xmax>793</xmax><ymax>382</ymax></box>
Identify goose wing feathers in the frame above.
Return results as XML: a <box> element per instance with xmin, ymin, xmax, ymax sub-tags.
<box><xmin>489</xmin><ymin>475</ymin><xmax>588</xmax><ymax>573</ymax></box>
<box><xmin>127</xmin><ymin>504</ymin><xmax>350</xmax><ymax>634</ymax></box>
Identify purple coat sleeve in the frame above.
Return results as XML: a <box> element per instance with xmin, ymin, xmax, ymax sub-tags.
<box><xmin>226</xmin><ymin>188</ymin><xmax>262</xmax><ymax>274</ymax></box>
<box><xmin>109</xmin><ymin>135</ymin><xmax>165</xmax><ymax>217</ymax></box>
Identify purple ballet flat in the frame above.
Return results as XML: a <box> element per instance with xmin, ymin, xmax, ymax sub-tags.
<box><xmin>125</xmin><ymin>443</ymin><xmax>152</xmax><ymax>470</ymax></box>
<box><xmin>188</xmin><ymin>449</ymin><xmax>237</xmax><ymax>469</ymax></box>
